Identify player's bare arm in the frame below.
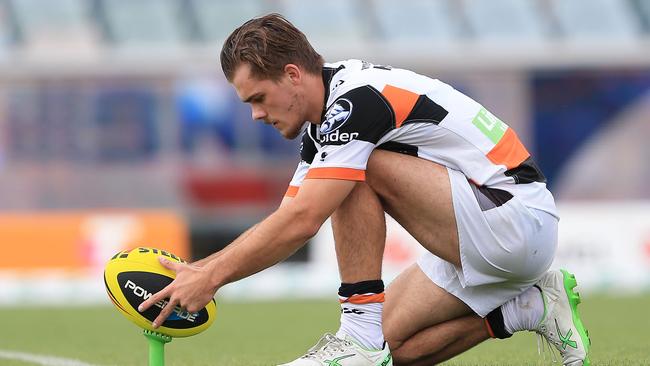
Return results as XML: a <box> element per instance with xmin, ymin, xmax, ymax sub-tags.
<box><xmin>138</xmin><ymin>178</ymin><xmax>356</xmax><ymax>327</ymax></box>
<box><xmin>205</xmin><ymin>179</ymin><xmax>353</xmax><ymax>286</ymax></box>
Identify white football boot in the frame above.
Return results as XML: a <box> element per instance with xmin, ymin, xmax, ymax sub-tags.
<box><xmin>277</xmin><ymin>333</ymin><xmax>392</xmax><ymax>366</ymax></box>
<box><xmin>535</xmin><ymin>269</ymin><xmax>591</xmax><ymax>366</ymax></box>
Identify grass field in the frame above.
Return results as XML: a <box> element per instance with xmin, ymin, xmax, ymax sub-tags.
<box><xmin>1</xmin><ymin>294</ymin><xmax>648</xmax><ymax>365</ymax></box>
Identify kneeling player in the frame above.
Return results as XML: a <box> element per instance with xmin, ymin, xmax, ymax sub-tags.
<box><xmin>139</xmin><ymin>13</ymin><xmax>591</xmax><ymax>366</ymax></box>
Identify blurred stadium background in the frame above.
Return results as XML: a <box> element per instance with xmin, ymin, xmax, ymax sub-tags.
<box><xmin>0</xmin><ymin>0</ymin><xmax>650</xmax><ymax>363</ymax></box>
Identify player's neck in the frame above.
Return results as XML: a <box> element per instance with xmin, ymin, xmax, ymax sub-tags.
<box><xmin>303</xmin><ymin>71</ymin><xmax>326</xmax><ymax>124</ymax></box>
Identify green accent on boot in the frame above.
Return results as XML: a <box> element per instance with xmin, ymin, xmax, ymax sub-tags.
<box><xmin>324</xmin><ymin>354</ymin><xmax>355</xmax><ymax>366</ymax></box>
<box><xmin>561</xmin><ymin>269</ymin><xmax>592</xmax><ymax>366</ymax></box>
<box><xmin>555</xmin><ymin>318</ymin><xmax>578</xmax><ymax>349</ymax></box>
<box><xmin>378</xmin><ymin>353</ymin><xmax>392</xmax><ymax>366</ymax></box>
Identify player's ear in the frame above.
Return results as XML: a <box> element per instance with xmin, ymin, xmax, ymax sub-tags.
<box><xmin>284</xmin><ymin>64</ymin><xmax>301</xmax><ymax>84</ymax></box>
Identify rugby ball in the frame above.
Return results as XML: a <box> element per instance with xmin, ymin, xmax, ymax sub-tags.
<box><xmin>104</xmin><ymin>247</ymin><xmax>217</xmax><ymax>337</ymax></box>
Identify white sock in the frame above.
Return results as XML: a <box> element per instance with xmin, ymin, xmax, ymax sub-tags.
<box><xmin>337</xmin><ymin>294</ymin><xmax>385</xmax><ymax>350</ymax></box>
<box><xmin>502</xmin><ymin>286</ymin><xmax>545</xmax><ymax>334</ymax></box>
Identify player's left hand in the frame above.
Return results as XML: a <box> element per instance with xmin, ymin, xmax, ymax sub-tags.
<box><xmin>138</xmin><ymin>256</ymin><xmax>217</xmax><ymax>329</ymax></box>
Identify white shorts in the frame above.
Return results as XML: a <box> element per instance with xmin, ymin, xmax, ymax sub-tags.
<box><xmin>417</xmin><ymin>168</ymin><xmax>558</xmax><ymax>317</ymax></box>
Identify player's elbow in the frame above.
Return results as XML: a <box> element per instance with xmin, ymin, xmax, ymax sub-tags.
<box><xmin>303</xmin><ymin>219</ymin><xmax>322</xmax><ymax>240</ymax></box>
<box><xmin>297</xmin><ymin>212</ymin><xmax>323</xmax><ymax>240</ymax></box>
<box><xmin>287</xmin><ymin>203</ymin><xmax>325</xmax><ymax>240</ymax></box>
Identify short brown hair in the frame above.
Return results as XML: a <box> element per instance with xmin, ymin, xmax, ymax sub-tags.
<box><xmin>220</xmin><ymin>13</ymin><xmax>324</xmax><ymax>82</ymax></box>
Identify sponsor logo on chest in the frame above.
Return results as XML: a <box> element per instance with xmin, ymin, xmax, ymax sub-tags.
<box><xmin>321</xmin><ymin>99</ymin><xmax>352</xmax><ymax>134</ymax></box>
<box><xmin>319</xmin><ymin>129</ymin><xmax>359</xmax><ymax>144</ymax></box>
<box><xmin>320</xmin><ymin>98</ymin><xmax>358</xmax><ymax>143</ymax></box>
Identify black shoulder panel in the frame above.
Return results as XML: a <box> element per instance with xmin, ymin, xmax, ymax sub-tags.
<box><xmin>318</xmin><ymin>86</ymin><xmax>393</xmax><ymax>146</ymax></box>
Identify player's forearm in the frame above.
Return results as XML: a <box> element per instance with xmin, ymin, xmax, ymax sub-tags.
<box><xmin>191</xmin><ymin>224</ymin><xmax>258</xmax><ymax>267</ymax></box>
<box><xmin>204</xmin><ymin>205</ymin><xmax>319</xmax><ymax>289</ymax></box>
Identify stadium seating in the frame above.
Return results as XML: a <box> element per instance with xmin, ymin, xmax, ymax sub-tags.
<box><xmin>371</xmin><ymin>0</ymin><xmax>461</xmax><ymax>45</ymax></box>
<box><xmin>279</xmin><ymin>0</ymin><xmax>369</xmax><ymax>45</ymax></box>
<box><xmin>549</xmin><ymin>0</ymin><xmax>640</xmax><ymax>41</ymax></box>
<box><xmin>191</xmin><ymin>0</ymin><xmax>266</xmax><ymax>43</ymax></box>
<box><xmin>99</xmin><ymin>0</ymin><xmax>188</xmax><ymax>47</ymax></box>
<box><xmin>636</xmin><ymin>0</ymin><xmax>650</xmax><ymax>33</ymax></box>
<box><xmin>463</xmin><ymin>0</ymin><xmax>549</xmax><ymax>43</ymax></box>
<box><xmin>0</xmin><ymin>6</ymin><xmax>9</xmax><ymax>59</ymax></box>
<box><xmin>9</xmin><ymin>0</ymin><xmax>99</xmax><ymax>56</ymax></box>
<box><xmin>0</xmin><ymin>0</ymin><xmax>649</xmax><ymax>49</ymax></box>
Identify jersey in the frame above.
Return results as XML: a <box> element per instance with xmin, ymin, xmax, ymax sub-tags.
<box><xmin>286</xmin><ymin>59</ymin><xmax>557</xmax><ymax>217</ymax></box>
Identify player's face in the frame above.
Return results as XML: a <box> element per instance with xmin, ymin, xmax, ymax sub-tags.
<box><xmin>231</xmin><ymin>63</ymin><xmax>306</xmax><ymax>139</ymax></box>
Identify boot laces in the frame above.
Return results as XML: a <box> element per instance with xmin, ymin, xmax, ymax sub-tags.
<box><xmin>535</xmin><ymin>325</ymin><xmax>559</xmax><ymax>364</ymax></box>
<box><xmin>302</xmin><ymin>333</ymin><xmax>353</xmax><ymax>360</ymax></box>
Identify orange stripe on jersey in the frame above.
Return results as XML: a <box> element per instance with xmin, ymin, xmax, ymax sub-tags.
<box><xmin>381</xmin><ymin>85</ymin><xmax>419</xmax><ymax>128</ymax></box>
<box><xmin>285</xmin><ymin>185</ymin><xmax>299</xmax><ymax>198</ymax></box>
<box><xmin>486</xmin><ymin>128</ymin><xmax>530</xmax><ymax>170</ymax></box>
<box><xmin>306</xmin><ymin>167</ymin><xmax>366</xmax><ymax>181</ymax></box>
<box><xmin>340</xmin><ymin>293</ymin><xmax>385</xmax><ymax>304</ymax></box>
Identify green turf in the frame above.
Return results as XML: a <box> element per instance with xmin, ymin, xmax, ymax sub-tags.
<box><xmin>0</xmin><ymin>294</ymin><xmax>648</xmax><ymax>365</ymax></box>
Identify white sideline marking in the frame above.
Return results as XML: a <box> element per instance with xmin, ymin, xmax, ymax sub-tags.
<box><xmin>0</xmin><ymin>349</ymin><xmax>100</xmax><ymax>366</ymax></box>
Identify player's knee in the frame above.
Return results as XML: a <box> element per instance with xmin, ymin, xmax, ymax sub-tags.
<box><xmin>365</xmin><ymin>151</ymin><xmax>395</xmax><ymax>199</ymax></box>
<box><xmin>383</xmin><ymin>322</ymin><xmax>399</xmax><ymax>346</ymax></box>
<box><xmin>383</xmin><ymin>330</ymin><xmax>408</xmax><ymax>364</ymax></box>
<box><xmin>387</xmin><ymin>342</ymin><xmax>417</xmax><ymax>366</ymax></box>
<box><xmin>384</xmin><ymin>324</ymin><xmax>425</xmax><ymax>365</ymax></box>
<box><xmin>384</xmin><ymin>339</ymin><xmax>403</xmax><ymax>364</ymax></box>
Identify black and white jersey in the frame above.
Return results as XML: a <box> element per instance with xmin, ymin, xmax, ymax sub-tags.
<box><xmin>286</xmin><ymin>60</ymin><xmax>556</xmax><ymax>217</ymax></box>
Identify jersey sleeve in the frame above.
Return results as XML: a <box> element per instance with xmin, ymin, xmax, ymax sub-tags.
<box><xmin>284</xmin><ymin>127</ymin><xmax>319</xmax><ymax>198</ymax></box>
<box><xmin>285</xmin><ymin>161</ymin><xmax>309</xmax><ymax>197</ymax></box>
<box><xmin>306</xmin><ymin>85</ymin><xmax>393</xmax><ymax>181</ymax></box>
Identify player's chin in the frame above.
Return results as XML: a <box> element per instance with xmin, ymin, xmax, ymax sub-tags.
<box><xmin>280</xmin><ymin>126</ymin><xmax>302</xmax><ymax>140</ymax></box>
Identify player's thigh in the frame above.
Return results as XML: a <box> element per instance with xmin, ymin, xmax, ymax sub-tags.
<box><xmin>383</xmin><ymin>264</ymin><xmax>473</xmax><ymax>348</ymax></box>
<box><xmin>366</xmin><ymin>150</ymin><xmax>460</xmax><ymax>266</ymax></box>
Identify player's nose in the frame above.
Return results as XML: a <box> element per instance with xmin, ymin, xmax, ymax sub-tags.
<box><xmin>251</xmin><ymin>105</ymin><xmax>267</xmax><ymax>121</ymax></box>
